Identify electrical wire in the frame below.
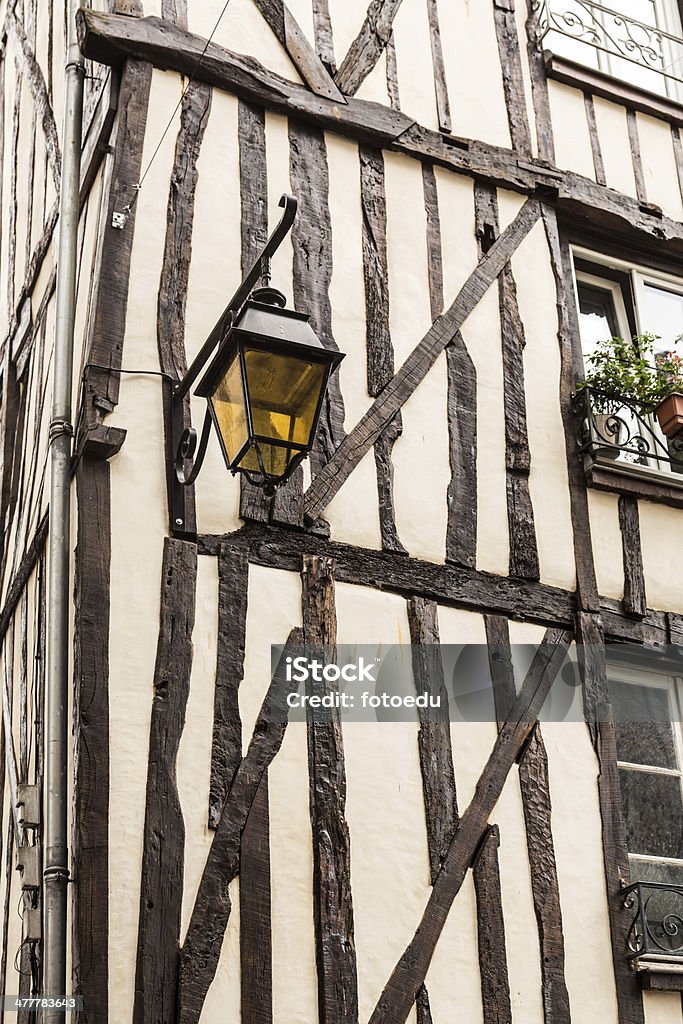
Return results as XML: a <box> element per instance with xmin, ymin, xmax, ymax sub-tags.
<box><xmin>116</xmin><ymin>0</ymin><xmax>234</xmax><ymax>222</ymax></box>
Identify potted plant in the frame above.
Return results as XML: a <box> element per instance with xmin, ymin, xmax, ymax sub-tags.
<box><xmin>653</xmin><ymin>349</ymin><xmax>683</xmax><ymax>440</ymax></box>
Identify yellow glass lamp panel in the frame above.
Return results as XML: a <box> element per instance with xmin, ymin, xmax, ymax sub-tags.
<box><xmin>243</xmin><ymin>348</ymin><xmax>327</xmax><ymax>448</ymax></box>
<box><xmin>209</xmin><ymin>353</ymin><xmax>249</xmax><ymax>465</ymax></box>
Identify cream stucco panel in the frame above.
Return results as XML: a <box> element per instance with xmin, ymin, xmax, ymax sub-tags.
<box><xmin>586</xmin><ymin>490</ymin><xmax>624</xmax><ymax>602</ymax></box>
<box><xmin>188</xmin><ymin>0</ymin><xmax>303</xmax><ymax>84</ymax></box>
<box><xmin>326</xmin><ymin>447</ymin><xmax>383</xmax><ymax>551</ymax></box>
<box><xmin>434</xmin><ymin>168</ymin><xmax>478</xmax><ymax>309</ymax></box>
<box><xmin>265</xmin><ymin>112</ymin><xmax>295</xmax><ymax>311</ymax></box>
<box><xmin>636</xmin><ymin>112</ymin><xmax>683</xmax><ymax>222</ymax></box>
<box><xmin>201</xmin><ymin>879</ymin><xmax>242</xmax><ymax>1022</ymax></box>
<box><xmin>326</xmin><ymin>1</ymin><xmax>367</xmax><ymax>78</ymax></box>
<box><xmin>438</xmin><ymin>0</ymin><xmax>512</xmax><ymax>148</ymax></box>
<box><xmin>107</xmin><ymin>68</ymin><xmax>179</xmax><ymax>1024</ymax></box>
<box><xmin>591</xmin><ymin>97</ymin><xmax>639</xmax><ymax>199</ymax></box>
<box><xmin>643</xmin><ymin>991</ymin><xmax>683</xmax><ymax>1024</ymax></box>
<box><xmin>638</xmin><ymin>500</ymin><xmax>683</xmax><ymax>613</ymax></box>
<box><xmin>391</xmin><ymin>0</ymin><xmax>438</xmax><ymax>131</ymax></box>
<box><xmin>506</xmin><ymin>213</ymin><xmax>576</xmax><ymax>591</ymax></box>
<box><xmin>356</xmin><ymin>50</ymin><xmax>391</xmax><ymax>108</ymax></box>
<box><xmin>547</xmin><ymin>81</ymin><xmax>596</xmax><ymax>181</ymax></box>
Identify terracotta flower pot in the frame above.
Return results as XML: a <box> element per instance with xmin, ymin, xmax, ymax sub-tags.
<box><xmin>655</xmin><ymin>393</ymin><xmax>683</xmax><ymax>440</ymax></box>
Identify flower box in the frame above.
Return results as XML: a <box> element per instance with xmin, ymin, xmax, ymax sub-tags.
<box><xmin>655</xmin><ymin>393</ymin><xmax>683</xmax><ymax>440</ymax></box>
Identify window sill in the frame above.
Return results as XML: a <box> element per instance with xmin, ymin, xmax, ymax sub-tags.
<box><xmin>636</xmin><ymin>959</ymin><xmax>683</xmax><ymax>991</ymax></box>
<box><xmin>586</xmin><ymin>457</ymin><xmax>683</xmax><ymax>509</ymax></box>
<box><xmin>544</xmin><ymin>51</ymin><xmax>683</xmax><ymax>129</ymax></box>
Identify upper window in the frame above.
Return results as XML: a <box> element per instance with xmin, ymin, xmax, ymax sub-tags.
<box><xmin>538</xmin><ymin>0</ymin><xmax>683</xmax><ymax>101</ymax></box>
<box><xmin>572</xmin><ymin>249</ymin><xmax>683</xmax><ymax>479</ymax></box>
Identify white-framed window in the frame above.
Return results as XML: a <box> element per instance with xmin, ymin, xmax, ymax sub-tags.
<box><xmin>572</xmin><ymin>246</ymin><xmax>683</xmax><ymax>477</ymax></box>
<box><xmin>543</xmin><ymin>0</ymin><xmax>683</xmax><ymax>101</ymax></box>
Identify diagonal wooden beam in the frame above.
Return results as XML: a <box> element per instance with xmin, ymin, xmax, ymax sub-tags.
<box><xmin>304</xmin><ymin>197</ymin><xmax>542</xmax><ymax>523</ymax></box>
<box><xmin>335</xmin><ymin>0</ymin><xmax>404</xmax><ymax>96</ymax></box>
<box><xmin>368</xmin><ymin>627</ymin><xmax>572</xmax><ymax>1024</ymax></box>
<box><xmin>253</xmin><ymin>0</ymin><xmax>346</xmax><ymax>102</ymax></box>
<box><xmin>9</xmin><ymin>7</ymin><xmax>61</xmax><ymax>189</ymax></box>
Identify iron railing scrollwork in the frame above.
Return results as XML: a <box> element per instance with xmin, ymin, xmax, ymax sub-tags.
<box><xmin>531</xmin><ymin>0</ymin><xmax>683</xmax><ymax>88</ymax></box>
<box><xmin>622</xmin><ymin>881</ymin><xmax>683</xmax><ymax>960</ymax></box>
<box><xmin>572</xmin><ymin>387</ymin><xmax>683</xmax><ymax>473</ymax></box>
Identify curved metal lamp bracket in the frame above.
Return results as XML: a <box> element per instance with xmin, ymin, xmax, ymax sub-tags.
<box><xmin>169</xmin><ymin>193</ymin><xmax>298</xmax><ymax>538</ymax></box>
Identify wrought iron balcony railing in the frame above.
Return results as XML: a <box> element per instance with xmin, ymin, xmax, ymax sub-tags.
<box><xmin>623</xmin><ymin>881</ymin><xmax>683</xmax><ymax>960</ymax></box>
<box><xmin>531</xmin><ymin>0</ymin><xmax>683</xmax><ymax>92</ymax></box>
<box><xmin>573</xmin><ymin>386</ymin><xmax>683</xmax><ymax>473</ymax></box>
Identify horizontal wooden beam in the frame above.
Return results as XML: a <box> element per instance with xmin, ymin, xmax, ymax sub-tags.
<box><xmin>197</xmin><ymin>524</ymin><xmax>674</xmax><ymax>643</ymax></box>
<box><xmin>76</xmin><ymin>10</ymin><xmax>683</xmax><ymax>257</ymax></box>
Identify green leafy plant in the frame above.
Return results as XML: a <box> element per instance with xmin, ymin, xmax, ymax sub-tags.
<box><xmin>578</xmin><ymin>333</ymin><xmax>683</xmax><ymax>416</ymax></box>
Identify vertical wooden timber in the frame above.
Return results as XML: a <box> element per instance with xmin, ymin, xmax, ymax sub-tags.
<box><xmin>671</xmin><ymin>125</ymin><xmax>683</xmax><ymax>205</ymax></box>
<box><xmin>360</xmin><ymin>144</ymin><xmax>405</xmax><ymax>553</ymax></box>
<box><xmin>72</xmin><ymin>457</ymin><xmax>113</xmax><ymax>1023</ymax></box>
<box><xmin>208</xmin><ymin>546</ymin><xmax>247</xmax><ymax>828</ymax></box>
<box><xmin>6</xmin><ymin>64</ymin><xmax>21</xmax><ymax>323</ymax></box>
<box><xmin>237</xmin><ymin>100</ymin><xmax>271</xmax><ymax>523</ymax></box>
<box><xmin>472</xmin><ymin>825</ymin><xmax>512</xmax><ymax>1024</ymax></box>
<box><xmin>368</xmin><ymin>629</ymin><xmax>571</xmax><ymax>1024</ymax></box>
<box><xmin>22</xmin><ymin>0</ymin><xmax>37</xmax><ymax>279</ymax></box>
<box><xmin>18</xmin><ymin>591</ymin><xmax>27</xmax><ymax>781</ymax></box>
<box><xmin>626</xmin><ymin>109</ymin><xmax>647</xmax><ymax>206</ymax></box>
<box><xmin>541</xmin><ymin>206</ymin><xmax>601</xmax><ymax>612</ymax></box>
<box><xmin>312</xmin><ymin>0</ymin><xmax>336</xmax><ymax>74</ymax></box>
<box><xmin>475</xmin><ymin>182</ymin><xmax>539</xmax><ymax>580</ymax></box>
<box><xmin>422</xmin><ymin>162</ymin><xmax>443</xmax><ymax>320</ymax></box>
<box><xmin>618</xmin><ymin>495</ymin><xmax>647</xmax><ymax>619</ymax></box>
<box><xmin>161</xmin><ymin>0</ymin><xmax>187</xmax><ymax>27</ymax></box>
<box><xmin>385</xmin><ymin>32</ymin><xmax>400</xmax><ymax>109</ymax></box>
<box><xmin>112</xmin><ymin>0</ymin><xmax>144</xmax><ymax>13</ymax></box>
<box><xmin>0</xmin><ymin>356</ymin><xmax>20</xmax><ymax>574</ymax></box>
<box><xmin>335</xmin><ymin>0</ymin><xmax>405</xmax><ymax>96</ymax></box>
<box><xmin>157</xmin><ymin>80</ymin><xmax>212</xmax><ymax>538</ymax></box>
<box><xmin>302</xmin><ymin>554</ymin><xmax>358</xmax><ymax>1024</ymax></box>
<box><xmin>251</xmin><ymin>0</ymin><xmax>344</xmax><ymax>100</ymax></box>
<box><xmin>177</xmin><ymin>635</ymin><xmax>300</xmax><ymax>1024</ymax></box>
<box><xmin>584</xmin><ymin>95</ymin><xmax>606</xmax><ymax>186</ymax></box>
<box><xmin>133</xmin><ymin>539</ymin><xmax>197</xmax><ymax>1024</ymax></box>
<box><xmin>278</xmin><ymin>122</ymin><xmax>346</xmax><ymax>527</ymax></box>
<box><xmin>0</xmin><ymin>817</ymin><xmax>14</xmax><ymax>1024</ymax></box>
<box><xmin>240</xmin><ymin>780</ymin><xmax>273</xmax><ymax>1024</ymax></box>
<box><xmin>524</xmin><ymin>0</ymin><xmax>555</xmax><ymax>162</ymax></box>
<box><xmin>426</xmin><ymin>0</ymin><xmax>451</xmax><ymax>133</ymax></box>
<box><xmin>493</xmin><ymin>0</ymin><xmax>532</xmax><ymax>158</ymax></box>
<box><xmin>576</xmin><ymin>610</ymin><xmax>645</xmax><ymax>1024</ymax></box>
<box><xmin>406</xmin><ymin>596</ymin><xmax>457</xmax><ymax>882</ymax></box>
<box><xmin>84</xmin><ymin>60</ymin><xmax>152</xmax><ymax>428</ymax></box>
<box><xmin>415</xmin><ymin>985</ymin><xmax>434</xmax><ymax>1024</ymax></box>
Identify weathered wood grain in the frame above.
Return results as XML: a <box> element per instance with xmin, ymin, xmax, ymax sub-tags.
<box><xmin>208</xmin><ymin>546</ymin><xmax>247</xmax><ymax>829</ymax></box>
<box><xmin>72</xmin><ymin>457</ymin><xmax>112</xmax><ymax>1024</ymax></box>
<box><xmin>157</xmin><ymin>80</ymin><xmax>212</xmax><ymax>537</ymax></box>
<box><xmin>584</xmin><ymin>94</ymin><xmax>606</xmax><ymax>186</ymax></box>
<box><xmin>626</xmin><ymin>108</ymin><xmax>647</xmax><ymax>206</ymax></box>
<box><xmin>618</xmin><ymin>495</ymin><xmax>647</xmax><ymax>619</ymax></box>
<box><xmin>84</xmin><ymin>59</ymin><xmax>152</xmax><ymax>426</ymax></box>
<box><xmin>541</xmin><ymin>205</ymin><xmax>601</xmax><ymax>612</ymax></box>
<box><xmin>422</xmin><ymin>161</ymin><xmax>443</xmax><ymax>320</ymax></box>
<box><xmin>240</xmin><ymin>777</ymin><xmax>273</xmax><ymax>1024</ymax></box>
<box><xmin>446</xmin><ymin>331</ymin><xmax>477</xmax><ymax>569</ymax></box>
<box><xmin>360</xmin><ymin>144</ymin><xmax>405</xmax><ymax>553</ymax></box>
<box><xmin>494</xmin><ymin>0</ymin><xmax>532</xmax><ymax>157</ymax></box>
<box><xmin>237</xmin><ymin>100</ymin><xmax>271</xmax><ymax>524</ymax></box>
<box><xmin>672</xmin><ymin>125</ymin><xmax>683</xmax><ymax>205</ymax></box>
<box><xmin>253</xmin><ymin>0</ymin><xmax>345</xmax><ymax>101</ymax></box>
<box><xmin>368</xmin><ymin>628</ymin><xmax>572</xmax><ymax>1024</ymax></box>
<box><xmin>9</xmin><ymin>7</ymin><xmax>61</xmax><ymax>188</ymax></box>
<box><xmin>177</xmin><ymin>633</ymin><xmax>301</xmax><ymax>1024</ymax></box>
<box><xmin>576</xmin><ymin>611</ymin><xmax>645</xmax><ymax>1024</ymax></box>
<box><xmin>133</xmin><ymin>539</ymin><xmax>197</xmax><ymax>1024</ymax></box>
<box><xmin>473</xmin><ymin>825</ymin><xmax>512</xmax><ymax>1024</ymax></box>
<box><xmin>0</xmin><ymin>514</ymin><xmax>48</xmax><ymax>643</ymax></box>
<box><xmin>415</xmin><ymin>985</ymin><xmax>434</xmax><ymax>1024</ymax></box>
<box><xmin>524</xmin><ymin>0</ymin><xmax>555</xmax><ymax>162</ymax></box>
<box><xmin>6</xmin><ymin>67</ymin><xmax>21</xmax><ymax>323</ymax></box>
<box><xmin>426</xmin><ymin>0</ymin><xmax>451</xmax><ymax>133</ymax></box>
<box><xmin>385</xmin><ymin>31</ymin><xmax>400</xmax><ymax>110</ymax></box>
<box><xmin>0</xmin><ymin>357</ymin><xmax>20</xmax><ymax>576</ymax></box>
<box><xmin>407</xmin><ymin>596</ymin><xmax>457</xmax><ymax>883</ymax></box>
<box><xmin>335</xmin><ymin>0</ymin><xmax>404</xmax><ymax>96</ymax></box>
<box><xmin>304</xmin><ymin>197</ymin><xmax>542</xmax><ymax>522</ymax></box>
<box><xmin>302</xmin><ymin>555</ymin><xmax>358</xmax><ymax>1024</ymax></box>
<box><xmin>312</xmin><ymin>0</ymin><xmax>336</xmax><ymax>73</ymax></box>
<box><xmin>161</xmin><ymin>0</ymin><xmax>187</xmax><ymax>27</ymax></box>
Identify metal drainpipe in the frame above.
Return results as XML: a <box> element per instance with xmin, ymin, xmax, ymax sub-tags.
<box><xmin>43</xmin><ymin>0</ymin><xmax>84</xmax><ymax>1017</ymax></box>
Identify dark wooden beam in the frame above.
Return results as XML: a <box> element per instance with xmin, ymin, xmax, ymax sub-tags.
<box><xmin>9</xmin><ymin>5</ymin><xmax>61</xmax><ymax>188</ymax></box>
<box><xmin>618</xmin><ymin>495</ymin><xmax>647</xmax><ymax>620</ymax></box>
<box><xmin>253</xmin><ymin>0</ymin><xmax>345</xmax><ymax>101</ymax></box>
<box><xmin>426</xmin><ymin>0</ymin><xmax>451</xmax><ymax>133</ymax></box>
<box><xmin>584</xmin><ymin>94</ymin><xmax>606</xmax><ymax>186</ymax></box>
<box><xmin>493</xmin><ymin>0</ymin><xmax>532</xmax><ymax>157</ymax></box>
<box><xmin>473</xmin><ymin>825</ymin><xmax>512</xmax><ymax>1024</ymax></box>
<box><xmin>626</xmin><ymin>109</ymin><xmax>647</xmax><ymax>206</ymax></box>
<box><xmin>335</xmin><ymin>0</ymin><xmax>404</xmax><ymax>96</ymax></box>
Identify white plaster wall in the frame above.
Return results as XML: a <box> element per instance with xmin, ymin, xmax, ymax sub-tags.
<box><xmin>547</xmin><ymin>81</ymin><xmax>596</xmax><ymax>181</ymax></box>
<box><xmin>356</xmin><ymin>54</ymin><xmax>391</xmax><ymax>108</ymax></box>
<box><xmin>503</xmin><ymin>202</ymin><xmax>576</xmax><ymax>591</ymax></box>
<box><xmin>326</xmin><ymin>1</ymin><xmax>365</xmax><ymax>74</ymax></box>
<box><xmin>187</xmin><ymin>0</ymin><xmax>303</xmax><ymax>84</ymax></box>
<box><xmin>325</xmin><ymin>133</ymin><xmax>382</xmax><ymax>550</ymax></box>
<box><xmin>586</xmin><ymin>490</ymin><xmax>624</xmax><ymax>602</ymax></box>
<box><xmin>336</xmin><ymin>583</ymin><xmax>423</xmax><ymax>1024</ymax></box>
<box><xmin>0</xmin><ymin>46</ymin><xmax>18</xmax><ymax>333</ymax></box>
<box><xmin>592</xmin><ymin>97</ymin><xmax>638</xmax><ymax>199</ymax></box>
<box><xmin>638</xmin><ymin>500</ymin><xmax>683</xmax><ymax>613</ymax></box>
<box><xmin>265</xmin><ymin>111</ymin><xmax>294</xmax><ymax>312</ymax></box>
<box><xmin>636</xmin><ymin>112</ymin><xmax>683</xmax><ymax>222</ymax></box>
<box><xmin>643</xmin><ymin>991</ymin><xmax>683</xmax><ymax>1024</ymax></box>
<box><xmin>390</xmin><ymin>0</ymin><xmax>438</xmax><ymax>131</ymax></box>
<box><xmin>106</xmin><ymin>68</ymin><xmax>178</xmax><ymax>1024</ymax></box>
<box><xmin>438</xmin><ymin>0</ymin><xmax>512</xmax><ymax>148</ymax></box>
<box><xmin>185</xmin><ymin>88</ymin><xmax>243</xmax><ymax>535</ymax></box>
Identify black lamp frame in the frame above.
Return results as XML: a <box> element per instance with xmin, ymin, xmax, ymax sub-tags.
<box><xmin>169</xmin><ymin>194</ymin><xmax>299</xmax><ymax>537</ymax></box>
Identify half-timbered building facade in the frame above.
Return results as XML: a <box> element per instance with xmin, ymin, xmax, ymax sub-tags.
<box><xmin>3</xmin><ymin>0</ymin><xmax>683</xmax><ymax>1021</ymax></box>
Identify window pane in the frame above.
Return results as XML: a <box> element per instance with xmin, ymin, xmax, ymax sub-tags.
<box><xmin>609</xmin><ymin>679</ymin><xmax>677</xmax><ymax>769</ymax></box>
<box><xmin>619</xmin><ymin>768</ymin><xmax>683</xmax><ymax>858</ymax></box>
<box><xmin>577</xmin><ymin>283</ymin><xmax>620</xmax><ymax>361</ymax></box>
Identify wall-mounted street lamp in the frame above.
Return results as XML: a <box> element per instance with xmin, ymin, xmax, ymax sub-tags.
<box><xmin>170</xmin><ymin>195</ymin><xmax>344</xmax><ymax>535</ymax></box>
